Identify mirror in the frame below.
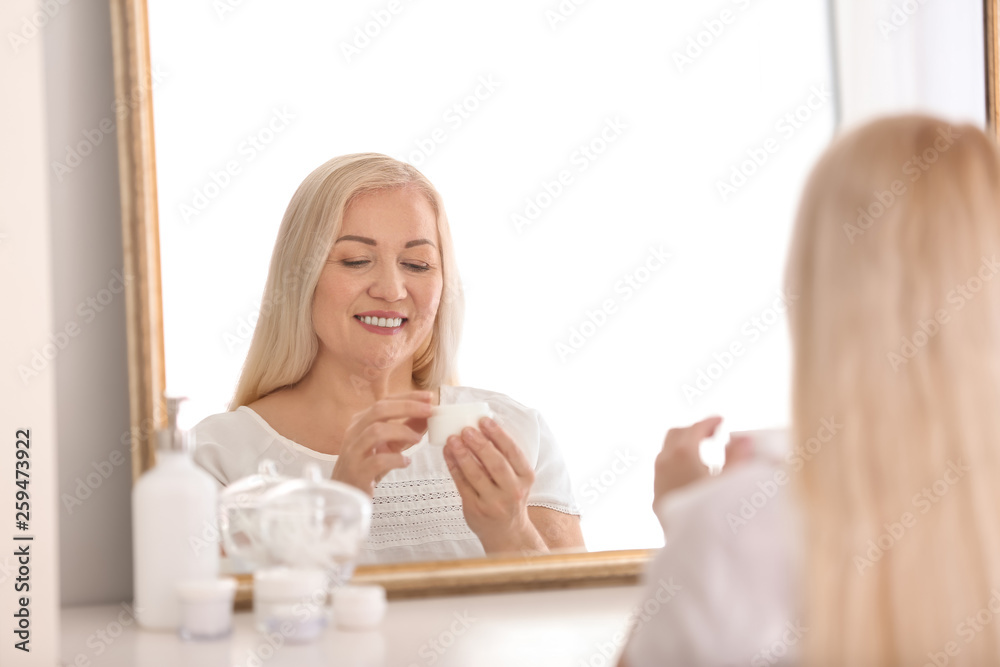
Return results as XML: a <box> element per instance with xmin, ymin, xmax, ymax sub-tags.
<box><xmin>112</xmin><ymin>0</ymin><xmax>837</xmax><ymax>588</ymax></box>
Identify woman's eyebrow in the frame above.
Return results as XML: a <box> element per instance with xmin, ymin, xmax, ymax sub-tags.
<box><xmin>335</xmin><ymin>235</ymin><xmax>375</xmax><ymax>246</ymax></box>
<box><xmin>334</xmin><ymin>235</ymin><xmax>436</xmax><ymax>249</ymax></box>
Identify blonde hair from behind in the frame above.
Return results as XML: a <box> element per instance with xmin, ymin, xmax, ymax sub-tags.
<box><xmin>229</xmin><ymin>153</ymin><xmax>464</xmax><ymax>409</ymax></box>
<box><xmin>786</xmin><ymin>115</ymin><xmax>1000</xmax><ymax>665</ymax></box>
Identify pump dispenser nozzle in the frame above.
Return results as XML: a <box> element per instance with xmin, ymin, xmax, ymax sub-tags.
<box><xmin>156</xmin><ymin>395</ymin><xmax>192</xmax><ymax>452</ymax></box>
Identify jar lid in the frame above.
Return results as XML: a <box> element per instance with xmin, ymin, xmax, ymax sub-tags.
<box><xmin>254</xmin><ymin>566</ymin><xmax>328</xmax><ymax>601</ymax></box>
<box><xmin>333</xmin><ymin>584</ymin><xmax>386</xmax><ymax>608</ymax></box>
<box><xmin>175</xmin><ymin>577</ymin><xmax>237</xmax><ymax>602</ymax></box>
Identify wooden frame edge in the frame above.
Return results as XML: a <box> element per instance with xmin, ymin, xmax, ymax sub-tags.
<box><xmin>987</xmin><ymin>0</ymin><xmax>999</xmax><ymax>139</ymax></box>
<box><xmin>233</xmin><ymin>549</ymin><xmax>651</xmax><ymax>607</ymax></box>
<box><xmin>109</xmin><ymin>0</ymin><xmax>166</xmax><ymax>481</ymax></box>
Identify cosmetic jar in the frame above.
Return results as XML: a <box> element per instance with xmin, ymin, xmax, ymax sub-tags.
<box><xmin>254</xmin><ymin>567</ymin><xmax>329</xmax><ymax>642</ymax></box>
<box><xmin>427</xmin><ymin>402</ymin><xmax>493</xmax><ymax>446</ymax></box>
<box><xmin>175</xmin><ymin>578</ymin><xmax>237</xmax><ymax>640</ymax></box>
<box><xmin>333</xmin><ymin>585</ymin><xmax>387</xmax><ymax>631</ymax></box>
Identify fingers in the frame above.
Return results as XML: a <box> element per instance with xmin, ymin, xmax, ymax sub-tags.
<box><xmin>480</xmin><ymin>417</ymin><xmax>533</xmax><ymax>478</ymax></box>
<box><xmin>444</xmin><ymin>443</ymin><xmax>479</xmax><ymax>501</ymax></box>
<box><xmin>445</xmin><ymin>435</ymin><xmax>494</xmax><ymax>497</ymax></box>
<box><xmin>346</xmin><ymin>421</ymin><xmax>425</xmax><ymax>456</ymax></box>
<box><xmin>661</xmin><ymin>415</ymin><xmax>723</xmax><ymax>458</ymax></box>
<box><xmin>349</xmin><ymin>394</ymin><xmax>434</xmax><ymax>433</ymax></box>
<box><xmin>460</xmin><ymin>426</ymin><xmax>519</xmax><ymax>491</ymax></box>
<box><xmin>365</xmin><ymin>451</ymin><xmax>412</xmax><ymax>483</ymax></box>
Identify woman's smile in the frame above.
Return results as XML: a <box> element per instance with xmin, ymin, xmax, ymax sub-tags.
<box><xmin>354</xmin><ymin>310</ymin><xmax>408</xmax><ymax>335</ymax></box>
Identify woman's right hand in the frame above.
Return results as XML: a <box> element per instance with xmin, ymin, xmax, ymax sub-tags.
<box><xmin>653</xmin><ymin>416</ymin><xmax>753</xmax><ymax>510</ymax></box>
<box><xmin>331</xmin><ymin>390</ymin><xmax>433</xmax><ymax>496</ymax></box>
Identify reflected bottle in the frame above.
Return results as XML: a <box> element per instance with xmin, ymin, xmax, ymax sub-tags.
<box><xmin>132</xmin><ymin>396</ymin><xmax>220</xmax><ymax>630</ymax></box>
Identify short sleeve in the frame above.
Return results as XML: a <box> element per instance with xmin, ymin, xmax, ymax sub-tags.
<box><xmin>525</xmin><ymin>410</ymin><xmax>580</xmax><ymax>515</ymax></box>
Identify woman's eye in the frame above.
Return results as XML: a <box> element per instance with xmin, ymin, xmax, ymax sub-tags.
<box><xmin>403</xmin><ymin>262</ymin><xmax>431</xmax><ymax>272</ymax></box>
<box><xmin>340</xmin><ymin>259</ymin><xmax>370</xmax><ymax>268</ymax></box>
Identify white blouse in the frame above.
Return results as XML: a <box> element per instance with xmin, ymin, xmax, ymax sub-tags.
<box><xmin>192</xmin><ymin>385</ymin><xmax>579</xmax><ymax>564</ymax></box>
<box><xmin>624</xmin><ymin>460</ymin><xmax>801</xmax><ymax>666</ymax></box>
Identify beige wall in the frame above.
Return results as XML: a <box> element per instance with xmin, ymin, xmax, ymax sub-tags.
<box><xmin>1</xmin><ymin>0</ymin><xmax>62</xmax><ymax>663</ymax></box>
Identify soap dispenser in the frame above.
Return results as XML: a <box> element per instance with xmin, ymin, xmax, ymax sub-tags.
<box><xmin>132</xmin><ymin>396</ymin><xmax>219</xmax><ymax>630</ymax></box>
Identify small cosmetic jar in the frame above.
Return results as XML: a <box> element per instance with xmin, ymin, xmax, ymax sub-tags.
<box><xmin>254</xmin><ymin>567</ymin><xmax>328</xmax><ymax>643</ymax></box>
<box><xmin>427</xmin><ymin>402</ymin><xmax>493</xmax><ymax>446</ymax></box>
<box><xmin>176</xmin><ymin>578</ymin><xmax>237</xmax><ymax>641</ymax></box>
<box><xmin>333</xmin><ymin>585</ymin><xmax>387</xmax><ymax>631</ymax></box>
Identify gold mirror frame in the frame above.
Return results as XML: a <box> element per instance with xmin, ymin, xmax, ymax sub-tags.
<box><xmin>987</xmin><ymin>0</ymin><xmax>1000</xmax><ymax>138</ymax></box>
<box><xmin>108</xmin><ymin>0</ymin><xmax>649</xmax><ymax>598</ymax></box>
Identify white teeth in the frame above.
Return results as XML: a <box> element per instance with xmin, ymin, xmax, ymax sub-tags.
<box><xmin>359</xmin><ymin>316</ymin><xmax>403</xmax><ymax>328</ymax></box>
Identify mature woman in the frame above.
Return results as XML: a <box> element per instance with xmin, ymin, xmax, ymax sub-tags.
<box><xmin>193</xmin><ymin>154</ymin><xmax>584</xmax><ymax>563</ymax></box>
<box><xmin>622</xmin><ymin>116</ymin><xmax>1000</xmax><ymax>665</ymax></box>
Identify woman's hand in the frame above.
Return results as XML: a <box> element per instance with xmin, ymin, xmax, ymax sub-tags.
<box><xmin>331</xmin><ymin>390</ymin><xmax>433</xmax><ymax>496</ymax></box>
<box><xmin>653</xmin><ymin>416</ymin><xmax>753</xmax><ymax>510</ymax></box>
<box><xmin>443</xmin><ymin>416</ymin><xmax>547</xmax><ymax>554</ymax></box>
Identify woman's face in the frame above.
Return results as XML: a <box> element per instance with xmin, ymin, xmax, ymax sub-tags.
<box><xmin>313</xmin><ymin>186</ymin><xmax>444</xmax><ymax>376</ymax></box>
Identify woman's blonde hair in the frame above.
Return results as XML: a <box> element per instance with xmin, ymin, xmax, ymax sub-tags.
<box><xmin>786</xmin><ymin>115</ymin><xmax>1000</xmax><ymax>665</ymax></box>
<box><xmin>229</xmin><ymin>153</ymin><xmax>464</xmax><ymax>409</ymax></box>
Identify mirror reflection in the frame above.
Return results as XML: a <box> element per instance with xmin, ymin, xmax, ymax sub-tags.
<box><xmin>149</xmin><ymin>0</ymin><xmax>836</xmax><ymax>563</ymax></box>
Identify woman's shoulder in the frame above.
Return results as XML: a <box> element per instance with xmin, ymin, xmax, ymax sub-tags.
<box><xmin>192</xmin><ymin>406</ymin><xmax>271</xmax><ymax>447</ymax></box>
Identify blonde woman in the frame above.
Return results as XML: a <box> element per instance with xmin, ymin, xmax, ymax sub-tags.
<box><xmin>193</xmin><ymin>154</ymin><xmax>584</xmax><ymax>564</ymax></box>
<box><xmin>622</xmin><ymin>115</ymin><xmax>1000</xmax><ymax>665</ymax></box>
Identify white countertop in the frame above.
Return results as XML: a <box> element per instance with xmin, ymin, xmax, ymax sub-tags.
<box><xmin>61</xmin><ymin>584</ymin><xmax>639</xmax><ymax>667</ymax></box>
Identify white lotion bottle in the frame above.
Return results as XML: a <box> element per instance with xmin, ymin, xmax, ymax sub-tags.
<box><xmin>132</xmin><ymin>396</ymin><xmax>219</xmax><ymax>630</ymax></box>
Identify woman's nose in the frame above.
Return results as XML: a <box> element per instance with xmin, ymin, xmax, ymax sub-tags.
<box><xmin>368</xmin><ymin>263</ymin><xmax>406</xmax><ymax>301</ymax></box>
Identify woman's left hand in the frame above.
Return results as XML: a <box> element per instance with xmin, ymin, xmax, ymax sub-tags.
<box><xmin>443</xmin><ymin>416</ymin><xmax>547</xmax><ymax>554</ymax></box>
